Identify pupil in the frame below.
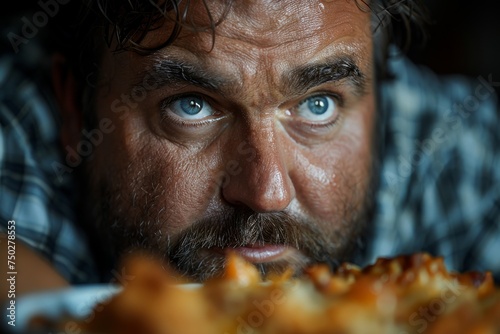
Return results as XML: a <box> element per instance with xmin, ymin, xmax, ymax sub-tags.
<box><xmin>308</xmin><ymin>97</ymin><xmax>328</xmax><ymax>114</ymax></box>
<box><xmin>181</xmin><ymin>97</ymin><xmax>203</xmax><ymax>115</ymax></box>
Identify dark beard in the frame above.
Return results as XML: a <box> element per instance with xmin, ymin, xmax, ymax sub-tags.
<box><xmin>85</xmin><ymin>181</ymin><xmax>375</xmax><ymax>282</ymax></box>
<box><xmin>166</xmin><ymin>210</ymin><xmax>367</xmax><ymax>281</ymax></box>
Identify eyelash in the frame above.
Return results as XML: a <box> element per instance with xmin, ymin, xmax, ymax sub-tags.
<box><xmin>159</xmin><ymin>94</ymin><xmax>220</xmax><ymax>125</ymax></box>
<box><xmin>306</xmin><ymin>113</ymin><xmax>343</xmax><ymax>130</ymax></box>
<box><xmin>158</xmin><ymin>90</ymin><xmax>346</xmax><ymax>129</ymax></box>
<box><xmin>295</xmin><ymin>92</ymin><xmax>344</xmax><ymax>125</ymax></box>
<box><xmin>319</xmin><ymin>92</ymin><xmax>344</xmax><ymax>108</ymax></box>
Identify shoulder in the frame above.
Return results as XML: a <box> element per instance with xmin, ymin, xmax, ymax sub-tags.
<box><xmin>0</xmin><ymin>44</ymin><xmax>99</xmax><ymax>284</ymax></box>
<box><xmin>379</xmin><ymin>49</ymin><xmax>500</xmax><ymax>203</ymax></box>
<box><xmin>379</xmin><ymin>49</ymin><xmax>499</xmax><ymax>191</ymax></box>
<box><xmin>371</xmin><ymin>49</ymin><xmax>500</xmax><ymax>279</ymax></box>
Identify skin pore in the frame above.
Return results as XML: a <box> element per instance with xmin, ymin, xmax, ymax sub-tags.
<box><xmin>83</xmin><ymin>0</ymin><xmax>378</xmax><ymax>281</ymax></box>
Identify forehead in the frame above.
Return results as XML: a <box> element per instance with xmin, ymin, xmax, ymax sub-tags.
<box><xmin>138</xmin><ymin>0</ymin><xmax>372</xmax><ymax>59</ymax></box>
<box><xmin>217</xmin><ymin>1</ymin><xmax>368</xmax><ymax>45</ymax></box>
<box><xmin>99</xmin><ymin>0</ymin><xmax>374</xmax><ymax>102</ymax></box>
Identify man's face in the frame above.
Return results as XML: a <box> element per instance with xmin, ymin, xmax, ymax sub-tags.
<box><xmin>86</xmin><ymin>0</ymin><xmax>377</xmax><ymax>280</ymax></box>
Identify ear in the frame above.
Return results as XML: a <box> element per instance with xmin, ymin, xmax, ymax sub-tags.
<box><xmin>51</xmin><ymin>53</ymin><xmax>83</xmax><ymax>150</ymax></box>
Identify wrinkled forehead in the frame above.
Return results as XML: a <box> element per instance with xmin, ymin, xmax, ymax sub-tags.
<box><xmin>220</xmin><ymin>0</ymin><xmax>368</xmax><ymax>45</ymax></box>
<box><xmin>139</xmin><ymin>0</ymin><xmax>371</xmax><ymax>51</ymax></box>
<box><xmin>224</xmin><ymin>1</ymin><xmax>315</xmax><ymax>41</ymax></box>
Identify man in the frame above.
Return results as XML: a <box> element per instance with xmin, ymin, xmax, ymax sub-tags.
<box><xmin>1</xmin><ymin>0</ymin><xmax>499</xmax><ymax>295</ymax></box>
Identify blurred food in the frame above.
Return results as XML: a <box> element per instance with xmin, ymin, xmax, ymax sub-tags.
<box><xmin>32</xmin><ymin>252</ymin><xmax>500</xmax><ymax>334</ymax></box>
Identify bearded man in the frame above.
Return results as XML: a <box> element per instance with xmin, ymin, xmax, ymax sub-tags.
<box><xmin>0</xmin><ymin>0</ymin><xmax>499</xmax><ymax>294</ymax></box>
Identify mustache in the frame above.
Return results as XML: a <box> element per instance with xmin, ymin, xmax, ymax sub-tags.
<box><xmin>166</xmin><ymin>210</ymin><xmax>341</xmax><ymax>279</ymax></box>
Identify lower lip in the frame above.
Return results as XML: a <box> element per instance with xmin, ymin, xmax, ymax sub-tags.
<box><xmin>216</xmin><ymin>245</ymin><xmax>291</xmax><ymax>263</ymax></box>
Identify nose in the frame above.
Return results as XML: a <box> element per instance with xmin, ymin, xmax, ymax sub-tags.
<box><xmin>220</xmin><ymin>123</ymin><xmax>294</xmax><ymax>213</ymax></box>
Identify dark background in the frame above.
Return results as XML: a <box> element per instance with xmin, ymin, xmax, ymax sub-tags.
<box><xmin>408</xmin><ymin>0</ymin><xmax>500</xmax><ymax>95</ymax></box>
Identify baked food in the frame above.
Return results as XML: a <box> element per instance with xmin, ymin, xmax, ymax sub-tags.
<box><xmin>33</xmin><ymin>252</ymin><xmax>500</xmax><ymax>334</ymax></box>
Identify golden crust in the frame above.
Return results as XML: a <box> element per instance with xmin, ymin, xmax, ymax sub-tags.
<box><xmin>38</xmin><ymin>252</ymin><xmax>500</xmax><ymax>334</ymax></box>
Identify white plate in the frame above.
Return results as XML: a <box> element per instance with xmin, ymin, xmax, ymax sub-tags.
<box><xmin>2</xmin><ymin>284</ymin><xmax>121</xmax><ymax>333</ymax></box>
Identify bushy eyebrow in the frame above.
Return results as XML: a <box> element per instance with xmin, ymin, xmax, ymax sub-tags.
<box><xmin>135</xmin><ymin>57</ymin><xmax>228</xmax><ymax>91</ymax></box>
<box><xmin>135</xmin><ymin>55</ymin><xmax>366</xmax><ymax>97</ymax></box>
<box><xmin>283</xmin><ymin>57</ymin><xmax>367</xmax><ymax>96</ymax></box>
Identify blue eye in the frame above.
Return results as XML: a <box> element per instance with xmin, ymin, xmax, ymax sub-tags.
<box><xmin>165</xmin><ymin>95</ymin><xmax>215</xmax><ymax>120</ymax></box>
<box><xmin>296</xmin><ymin>95</ymin><xmax>337</xmax><ymax>122</ymax></box>
<box><xmin>180</xmin><ymin>96</ymin><xmax>204</xmax><ymax>115</ymax></box>
<box><xmin>307</xmin><ymin>96</ymin><xmax>329</xmax><ymax>114</ymax></box>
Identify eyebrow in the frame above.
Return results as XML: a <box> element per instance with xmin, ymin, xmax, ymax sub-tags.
<box><xmin>283</xmin><ymin>56</ymin><xmax>367</xmax><ymax>96</ymax></box>
<box><xmin>135</xmin><ymin>55</ymin><xmax>367</xmax><ymax>97</ymax></box>
<box><xmin>135</xmin><ymin>58</ymin><xmax>228</xmax><ymax>91</ymax></box>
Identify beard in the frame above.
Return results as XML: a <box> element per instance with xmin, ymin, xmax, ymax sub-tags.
<box><xmin>82</xmin><ymin>164</ymin><xmax>377</xmax><ymax>282</ymax></box>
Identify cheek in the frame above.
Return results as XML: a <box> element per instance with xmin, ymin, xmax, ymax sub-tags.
<box><xmin>292</xmin><ymin>149</ymin><xmax>366</xmax><ymax>221</ymax></box>
<box><xmin>291</xmin><ymin>98</ymin><xmax>375</xmax><ymax>221</ymax></box>
<box><xmin>92</xmin><ymin>95</ymin><xmax>221</xmax><ymax>233</ymax></box>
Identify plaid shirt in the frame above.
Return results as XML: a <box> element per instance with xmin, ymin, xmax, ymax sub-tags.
<box><xmin>0</xmin><ymin>45</ymin><xmax>499</xmax><ymax>283</ymax></box>
<box><xmin>360</xmin><ymin>50</ymin><xmax>500</xmax><ymax>282</ymax></box>
<box><xmin>0</xmin><ymin>45</ymin><xmax>99</xmax><ymax>284</ymax></box>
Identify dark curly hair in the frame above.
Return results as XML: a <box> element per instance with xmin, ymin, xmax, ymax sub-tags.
<box><xmin>51</xmin><ymin>0</ymin><xmax>430</xmax><ymax>89</ymax></box>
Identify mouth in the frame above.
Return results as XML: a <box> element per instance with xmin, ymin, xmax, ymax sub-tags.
<box><xmin>209</xmin><ymin>244</ymin><xmax>295</xmax><ymax>264</ymax></box>
<box><xmin>171</xmin><ymin>243</ymin><xmax>311</xmax><ymax>281</ymax></box>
